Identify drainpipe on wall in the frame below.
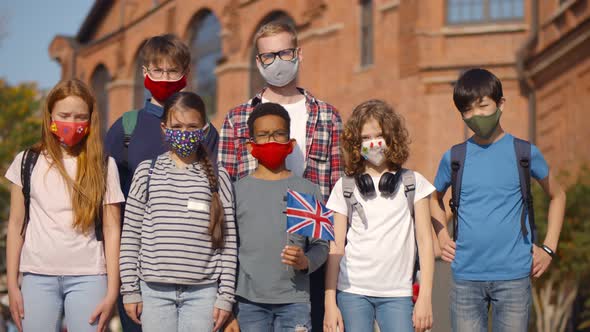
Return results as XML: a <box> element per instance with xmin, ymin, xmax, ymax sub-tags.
<box><xmin>516</xmin><ymin>0</ymin><xmax>539</xmax><ymax>144</ymax></box>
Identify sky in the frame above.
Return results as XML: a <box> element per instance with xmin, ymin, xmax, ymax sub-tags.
<box><xmin>0</xmin><ymin>1</ymin><xmax>94</xmax><ymax>90</ymax></box>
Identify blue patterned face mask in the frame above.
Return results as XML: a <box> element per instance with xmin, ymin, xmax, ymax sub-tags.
<box><xmin>164</xmin><ymin>123</ymin><xmax>209</xmax><ymax>158</ymax></box>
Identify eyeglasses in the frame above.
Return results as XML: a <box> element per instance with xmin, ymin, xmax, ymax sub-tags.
<box><xmin>257</xmin><ymin>48</ymin><xmax>298</xmax><ymax>66</ymax></box>
<box><xmin>144</xmin><ymin>67</ymin><xmax>184</xmax><ymax>80</ymax></box>
<box><xmin>251</xmin><ymin>130</ymin><xmax>290</xmax><ymax>143</ymax></box>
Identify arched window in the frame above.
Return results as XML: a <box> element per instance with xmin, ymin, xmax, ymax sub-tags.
<box><xmin>249</xmin><ymin>12</ymin><xmax>296</xmax><ymax>96</ymax></box>
<box><xmin>90</xmin><ymin>64</ymin><xmax>111</xmax><ymax>136</ymax></box>
<box><xmin>189</xmin><ymin>10</ymin><xmax>222</xmax><ymax>118</ymax></box>
<box><xmin>133</xmin><ymin>55</ymin><xmax>151</xmax><ymax>109</ymax></box>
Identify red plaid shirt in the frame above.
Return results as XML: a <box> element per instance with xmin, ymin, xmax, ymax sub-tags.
<box><xmin>218</xmin><ymin>88</ymin><xmax>343</xmax><ymax>201</ymax></box>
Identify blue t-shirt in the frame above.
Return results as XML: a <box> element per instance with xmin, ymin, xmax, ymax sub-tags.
<box><xmin>434</xmin><ymin>134</ymin><xmax>549</xmax><ymax>281</ymax></box>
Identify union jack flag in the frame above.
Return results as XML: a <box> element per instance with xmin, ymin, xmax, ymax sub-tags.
<box><xmin>285</xmin><ymin>189</ymin><xmax>335</xmax><ymax>241</ymax></box>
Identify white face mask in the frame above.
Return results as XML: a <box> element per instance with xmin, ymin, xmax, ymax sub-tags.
<box><xmin>256</xmin><ymin>58</ymin><xmax>299</xmax><ymax>87</ymax></box>
<box><xmin>361</xmin><ymin>138</ymin><xmax>387</xmax><ymax>166</ymax></box>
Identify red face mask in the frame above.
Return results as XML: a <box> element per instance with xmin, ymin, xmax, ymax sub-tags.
<box><xmin>144</xmin><ymin>75</ymin><xmax>187</xmax><ymax>102</ymax></box>
<box><xmin>50</xmin><ymin>120</ymin><xmax>90</xmax><ymax>146</ymax></box>
<box><xmin>250</xmin><ymin>141</ymin><xmax>294</xmax><ymax>170</ymax></box>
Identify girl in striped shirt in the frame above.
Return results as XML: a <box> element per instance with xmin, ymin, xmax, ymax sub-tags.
<box><xmin>120</xmin><ymin>92</ymin><xmax>237</xmax><ymax>332</ymax></box>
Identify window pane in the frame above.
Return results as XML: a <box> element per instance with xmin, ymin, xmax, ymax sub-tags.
<box><xmin>489</xmin><ymin>0</ymin><xmax>524</xmax><ymax>20</ymax></box>
<box><xmin>448</xmin><ymin>0</ymin><xmax>485</xmax><ymax>23</ymax></box>
<box><xmin>448</xmin><ymin>0</ymin><xmax>523</xmax><ymax>23</ymax></box>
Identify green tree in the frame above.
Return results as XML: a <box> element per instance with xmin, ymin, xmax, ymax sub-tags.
<box><xmin>0</xmin><ymin>79</ymin><xmax>42</xmax><ymax>242</ymax></box>
<box><xmin>532</xmin><ymin>167</ymin><xmax>590</xmax><ymax>331</ymax></box>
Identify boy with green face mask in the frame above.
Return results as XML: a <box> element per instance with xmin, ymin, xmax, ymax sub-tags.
<box><xmin>430</xmin><ymin>68</ymin><xmax>566</xmax><ymax>332</ymax></box>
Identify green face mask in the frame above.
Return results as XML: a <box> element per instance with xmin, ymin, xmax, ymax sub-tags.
<box><xmin>463</xmin><ymin>108</ymin><xmax>502</xmax><ymax>139</ymax></box>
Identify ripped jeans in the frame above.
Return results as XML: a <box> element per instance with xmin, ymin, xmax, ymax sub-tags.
<box><xmin>236</xmin><ymin>297</ymin><xmax>311</xmax><ymax>332</ymax></box>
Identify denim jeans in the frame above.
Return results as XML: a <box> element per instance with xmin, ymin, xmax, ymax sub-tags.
<box><xmin>117</xmin><ymin>294</ymin><xmax>142</xmax><ymax>332</ymax></box>
<box><xmin>236</xmin><ymin>297</ymin><xmax>312</xmax><ymax>332</ymax></box>
<box><xmin>336</xmin><ymin>291</ymin><xmax>414</xmax><ymax>332</ymax></box>
<box><xmin>20</xmin><ymin>273</ymin><xmax>107</xmax><ymax>332</ymax></box>
<box><xmin>139</xmin><ymin>281</ymin><xmax>217</xmax><ymax>332</ymax></box>
<box><xmin>450</xmin><ymin>276</ymin><xmax>531</xmax><ymax>332</ymax></box>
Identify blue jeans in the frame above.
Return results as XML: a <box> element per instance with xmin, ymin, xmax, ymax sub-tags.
<box><xmin>236</xmin><ymin>298</ymin><xmax>311</xmax><ymax>332</ymax></box>
<box><xmin>118</xmin><ymin>294</ymin><xmax>142</xmax><ymax>332</ymax></box>
<box><xmin>20</xmin><ymin>273</ymin><xmax>107</xmax><ymax>332</ymax></box>
<box><xmin>336</xmin><ymin>291</ymin><xmax>414</xmax><ymax>332</ymax></box>
<box><xmin>140</xmin><ymin>281</ymin><xmax>217</xmax><ymax>332</ymax></box>
<box><xmin>450</xmin><ymin>277</ymin><xmax>531</xmax><ymax>332</ymax></box>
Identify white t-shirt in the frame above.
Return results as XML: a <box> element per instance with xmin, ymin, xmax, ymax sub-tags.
<box><xmin>326</xmin><ymin>171</ymin><xmax>435</xmax><ymax>297</ymax></box>
<box><xmin>5</xmin><ymin>151</ymin><xmax>125</xmax><ymax>276</ymax></box>
<box><xmin>262</xmin><ymin>97</ymin><xmax>308</xmax><ymax>176</ymax></box>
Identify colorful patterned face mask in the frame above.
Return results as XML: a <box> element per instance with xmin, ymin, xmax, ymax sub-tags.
<box><xmin>164</xmin><ymin>123</ymin><xmax>209</xmax><ymax>158</ymax></box>
<box><xmin>50</xmin><ymin>120</ymin><xmax>89</xmax><ymax>147</ymax></box>
<box><xmin>360</xmin><ymin>138</ymin><xmax>387</xmax><ymax>166</ymax></box>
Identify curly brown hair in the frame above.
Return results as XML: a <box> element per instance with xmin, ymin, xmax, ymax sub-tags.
<box><xmin>342</xmin><ymin>99</ymin><xmax>410</xmax><ymax>176</ymax></box>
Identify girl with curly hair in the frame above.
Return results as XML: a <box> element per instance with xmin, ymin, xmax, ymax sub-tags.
<box><xmin>323</xmin><ymin>100</ymin><xmax>435</xmax><ymax>332</ymax></box>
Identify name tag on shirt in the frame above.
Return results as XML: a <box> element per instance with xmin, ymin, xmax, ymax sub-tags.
<box><xmin>187</xmin><ymin>200</ymin><xmax>209</xmax><ymax>212</ymax></box>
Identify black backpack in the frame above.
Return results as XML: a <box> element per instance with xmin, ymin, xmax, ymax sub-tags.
<box><xmin>448</xmin><ymin>137</ymin><xmax>535</xmax><ymax>243</ymax></box>
<box><xmin>20</xmin><ymin>149</ymin><xmax>104</xmax><ymax>240</ymax></box>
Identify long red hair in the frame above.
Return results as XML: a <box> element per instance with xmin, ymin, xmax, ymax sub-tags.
<box><xmin>33</xmin><ymin>79</ymin><xmax>106</xmax><ymax>234</ymax></box>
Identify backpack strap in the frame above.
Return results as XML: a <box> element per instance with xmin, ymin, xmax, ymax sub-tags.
<box><xmin>449</xmin><ymin>142</ymin><xmax>467</xmax><ymax>241</ymax></box>
<box><xmin>20</xmin><ymin>149</ymin><xmax>39</xmax><ymax>237</ymax></box>
<box><xmin>342</xmin><ymin>176</ymin><xmax>368</xmax><ymax>225</ymax></box>
<box><xmin>401</xmin><ymin>169</ymin><xmax>416</xmax><ymax>219</ymax></box>
<box><xmin>145</xmin><ymin>158</ymin><xmax>158</xmax><ymax>202</ymax></box>
<box><xmin>513</xmin><ymin>137</ymin><xmax>535</xmax><ymax>243</ymax></box>
<box><xmin>121</xmin><ymin>110</ymin><xmax>139</xmax><ymax>169</ymax></box>
<box><xmin>400</xmin><ymin>168</ymin><xmax>420</xmax><ymax>282</ymax></box>
<box><xmin>94</xmin><ymin>157</ymin><xmax>109</xmax><ymax>242</ymax></box>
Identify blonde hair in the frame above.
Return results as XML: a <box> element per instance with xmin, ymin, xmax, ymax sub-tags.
<box><xmin>342</xmin><ymin>100</ymin><xmax>410</xmax><ymax>177</ymax></box>
<box><xmin>34</xmin><ymin>79</ymin><xmax>106</xmax><ymax>234</ymax></box>
<box><xmin>253</xmin><ymin>21</ymin><xmax>298</xmax><ymax>49</ymax></box>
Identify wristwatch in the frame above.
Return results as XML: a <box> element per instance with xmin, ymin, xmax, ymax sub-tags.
<box><xmin>540</xmin><ymin>244</ymin><xmax>556</xmax><ymax>258</ymax></box>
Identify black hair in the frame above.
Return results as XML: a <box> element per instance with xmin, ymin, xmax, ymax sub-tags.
<box><xmin>247</xmin><ymin>102</ymin><xmax>291</xmax><ymax>137</ymax></box>
<box><xmin>453</xmin><ymin>68</ymin><xmax>503</xmax><ymax>113</ymax></box>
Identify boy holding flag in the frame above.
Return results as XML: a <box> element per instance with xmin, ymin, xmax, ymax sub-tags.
<box><xmin>234</xmin><ymin>102</ymin><xmax>330</xmax><ymax>331</ymax></box>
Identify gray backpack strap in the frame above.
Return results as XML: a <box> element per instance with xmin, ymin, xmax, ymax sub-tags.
<box><xmin>401</xmin><ymin>169</ymin><xmax>416</xmax><ymax>219</ymax></box>
<box><xmin>342</xmin><ymin>176</ymin><xmax>368</xmax><ymax>224</ymax></box>
<box><xmin>400</xmin><ymin>168</ymin><xmax>419</xmax><ymax>281</ymax></box>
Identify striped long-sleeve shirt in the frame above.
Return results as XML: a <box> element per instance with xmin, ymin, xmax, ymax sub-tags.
<box><xmin>120</xmin><ymin>152</ymin><xmax>237</xmax><ymax>311</ymax></box>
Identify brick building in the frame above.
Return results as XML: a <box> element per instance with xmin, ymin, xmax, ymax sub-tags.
<box><xmin>519</xmin><ymin>0</ymin><xmax>590</xmax><ymax>177</ymax></box>
<box><xmin>48</xmin><ymin>1</ymin><xmax>590</xmax><ymax>331</ymax></box>
<box><xmin>48</xmin><ymin>0</ymin><xmax>590</xmax><ymax>180</ymax></box>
